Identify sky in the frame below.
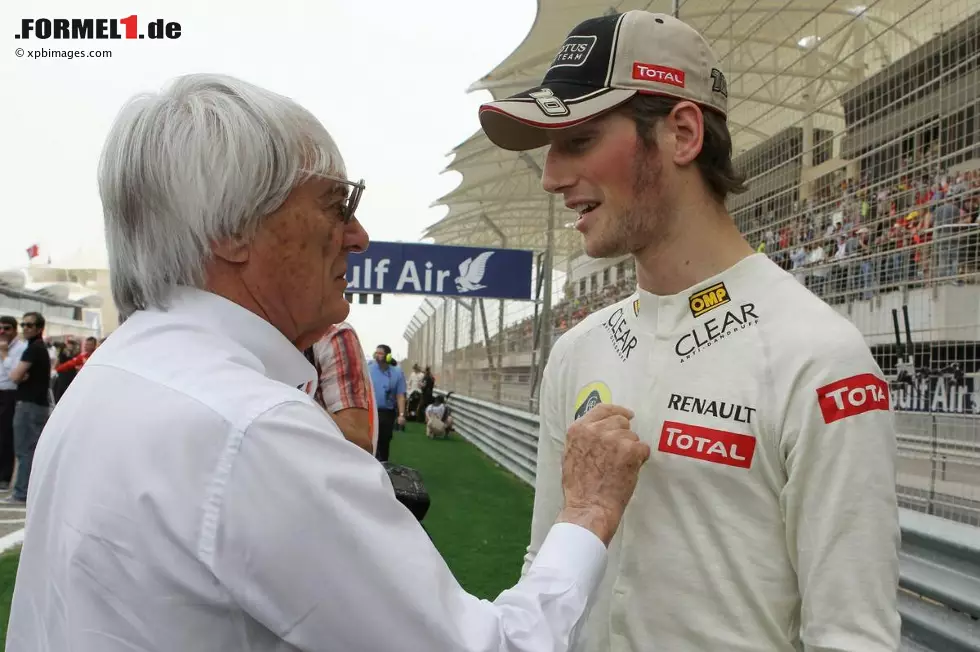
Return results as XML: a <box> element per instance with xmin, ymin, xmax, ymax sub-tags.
<box><xmin>0</xmin><ymin>0</ymin><xmax>537</xmax><ymax>359</ymax></box>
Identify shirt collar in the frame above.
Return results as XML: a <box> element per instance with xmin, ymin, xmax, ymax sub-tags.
<box><xmin>631</xmin><ymin>253</ymin><xmax>774</xmax><ymax>332</ymax></box>
<box><xmin>159</xmin><ymin>287</ymin><xmax>317</xmax><ymax>396</ymax></box>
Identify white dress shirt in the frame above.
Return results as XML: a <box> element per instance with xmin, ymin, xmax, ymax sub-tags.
<box><xmin>0</xmin><ymin>338</ymin><xmax>27</xmax><ymax>391</ymax></box>
<box><xmin>8</xmin><ymin>286</ymin><xmax>606</xmax><ymax>652</ymax></box>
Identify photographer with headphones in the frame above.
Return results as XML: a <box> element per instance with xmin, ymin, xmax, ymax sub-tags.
<box><xmin>368</xmin><ymin>344</ymin><xmax>406</xmax><ymax>462</ymax></box>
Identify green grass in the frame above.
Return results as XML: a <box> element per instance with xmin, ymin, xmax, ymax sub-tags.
<box><xmin>0</xmin><ymin>545</ymin><xmax>20</xmax><ymax>651</ymax></box>
<box><xmin>390</xmin><ymin>422</ymin><xmax>535</xmax><ymax>599</ymax></box>
<box><xmin>0</xmin><ymin>424</ymin><xmax>534</xmax><ymax>644</ymax></box>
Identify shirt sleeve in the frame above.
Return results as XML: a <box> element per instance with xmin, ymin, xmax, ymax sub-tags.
<box><xmin>522</xmin><ymin>344</ymin><xmax>568</xmax><ymax>577</ymax></box>
<box><xmin>212</xmin><ymin>400</ymin><xmax>607</xmax><ymax>652</ymax></box>
<box><xmin>395</xmin><ymin>368</ymin><xmax>407</xmax><ymax>396</ymax></box>
<box><xmin>315</xmin><ymin>330</ymin><xmax>372</xmax><ymax>414</ymax></box>
<box><xmin>779</xmin><ymin>339</ymin><xmax>901</xmax><ymax>652</ymax></box>
<box><xmin>1</xmin><ymin>342</ymin><xmax>26</xmax><ymax>371</ymax></box>
<box><xmin>55</xmin><ymin>352</ymin><xmax>89</xmax><ymax>373</ymax></box>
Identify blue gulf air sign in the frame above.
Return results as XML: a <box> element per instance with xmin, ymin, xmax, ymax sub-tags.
<box><xmin>345</xmin><ymin>241</ymin><xmax>534</xmax><ymax>300</ymax></box>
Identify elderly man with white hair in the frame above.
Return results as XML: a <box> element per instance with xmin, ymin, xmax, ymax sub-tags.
<box><xmin>6</xmin><ymin>73</ymin><xmax>651</xmax><ymax>651</ymax></box>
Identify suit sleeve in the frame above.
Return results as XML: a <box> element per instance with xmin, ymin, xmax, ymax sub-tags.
<box><xmin>522</xmin><ymin>343</ymin><xmax>568</xmax><ymax>576</ymax></box>
<box><xmin>779</xmin><ymin>339</ymin><xmax>901</xmax><ymax>652</ymax></box>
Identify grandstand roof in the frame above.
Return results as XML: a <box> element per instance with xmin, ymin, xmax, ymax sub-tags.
<box><xmin>426</xmin><ymin>0</ymin><xmax>962</xmax><ymax>263</ymax></box>
<box><xmin>0</xmin><ymin>268</ymin><xmax>103</xmax><ymax>308</ymax></box>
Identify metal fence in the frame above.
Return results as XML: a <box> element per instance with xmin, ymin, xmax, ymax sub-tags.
<box><xmin>407</xmin><ymin>1</ymin><xmax>980</xmax><ymax>528</ymax></box>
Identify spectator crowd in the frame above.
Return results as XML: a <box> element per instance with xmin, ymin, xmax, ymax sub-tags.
<box><xmin>753</xmin><ymin>158</ymin><xmax>980</xmax><ymax>304</ymax></box>
<box><xmin>453</xmin><ymin>157</ymin><xmax>980</xmax><ymax>364</ymax></box>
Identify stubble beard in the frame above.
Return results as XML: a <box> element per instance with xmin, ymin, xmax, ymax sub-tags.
<box><xmin>585</xmin><ymin>141</ymin><xmax>672</xmax><ymax>259</ymax></box>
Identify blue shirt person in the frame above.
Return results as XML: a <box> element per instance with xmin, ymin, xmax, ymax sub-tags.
<box><xmin>367</xmin><ymin>344</ymin><xmax>406</xmax><ymax>462</ymax></box>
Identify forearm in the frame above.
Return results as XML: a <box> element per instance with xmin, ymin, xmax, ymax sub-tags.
<box><xmin>55</xmin><ymin>357</ymin><xmax>85</xmax><ymax>373</ymax></box>
<box><xmin>397</xmin><ymin>394</ymin><xmax>405</xmax><ymax>416</ymax></box>
<box><xmin>9</xmin><ymin>363</ymin><xmax>29</xmax><ymax>384</ymax></box>
<box><xmin>329</xmin><ymin>408</ymin><xmax>373</xmax><ymax>454</ymax></box>
<box><xmin>555</xmin><ymin>506</ymin><xmax>616</xmax><ymax>547</ymax></box>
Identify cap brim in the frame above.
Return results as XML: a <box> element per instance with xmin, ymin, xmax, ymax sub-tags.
<box><xmin>479</xmin><ymin>83</ymin><xmax>636</xmax><ymax>152</ymax></box>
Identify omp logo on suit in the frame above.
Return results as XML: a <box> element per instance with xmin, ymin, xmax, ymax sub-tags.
<box><xmin>689</xmin><ymin>282</ymin><xmax>730</xmax><ymax>318</ymax></box>
<box><xmin>574</xmin><ymin>381</ymin><xmax>612</xmax><ymax>420</ymax></box>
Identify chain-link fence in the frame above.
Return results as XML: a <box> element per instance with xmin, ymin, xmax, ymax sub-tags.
<box><xmin>407</xmin><ymin>0</ymin><xmax>980</xmax><ymax>525</ymax></box>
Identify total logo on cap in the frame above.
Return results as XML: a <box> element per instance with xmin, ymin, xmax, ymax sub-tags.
<box><xmin>479</xmin><ymin>10</ymin><xmax>729</xmax><ymax>152</ymax></box>
<box><xmin>632</xmin><ymin>63</ymin><xmax>686</xmax><ymax>88</ymax></box>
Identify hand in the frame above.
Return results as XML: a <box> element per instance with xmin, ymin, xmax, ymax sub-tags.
<box><xmin>556</xmin><ymin>404</ymin><xmax>650</xmax><ymax>546</ymax></box>
<box><xmin>397</xmin><ymin>414</ymin><xmax>406</xmax><ymax>427</ymax></box>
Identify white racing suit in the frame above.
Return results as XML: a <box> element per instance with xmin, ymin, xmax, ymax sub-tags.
<box><xmin>525</xmin><ymin>253</ymin><xmax>901</xmax><ymax>652</ymax></box>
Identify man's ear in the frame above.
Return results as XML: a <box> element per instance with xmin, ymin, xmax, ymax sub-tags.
<box><xmin>668</xmin><ymin>101</ymin><xmax>704</xmax><ymax>167</ymax></box>
<box><xmin>211</xmin><ymin>235</ymin><xmax>251</xmax><ymax>264</ymax></box>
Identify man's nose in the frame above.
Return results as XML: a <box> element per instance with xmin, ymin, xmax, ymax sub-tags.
<box><xmin>541</xmin><ymin>148</ymin><xmax>573</xmax><ymax>195</ymax></box>
<box><xmin>345</xmin><ymin>218</ymin><xmax>369</xmax><ymax>253</ymax></box>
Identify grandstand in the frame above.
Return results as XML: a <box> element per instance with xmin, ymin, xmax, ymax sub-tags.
<box><xmin>406</xmin><ymin>0</ymin><xmax>980</xmax><ymax>411</ymax></box>
<box><xmin>0</xmin><ymin>269</ymin><xmax>103</xmax><ymax>341</ymax></box>
<box><xmin>406</xmin><ymin>0</ymin><xmax>980</xmax><ymax>528</ymax></box>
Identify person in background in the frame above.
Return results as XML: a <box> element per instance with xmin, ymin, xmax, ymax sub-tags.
<box><xmin>52</xmin><ymin>338</ymin><xmax>78</xmax><ymax>404</ymax></box>
<box><xmin>5</xmin><ymin>312</ymin><xmax>52</xmax><ymax>504</ymax></box>
<box><xmin>368</xmin><ymin>344</ymin><xmax>406</xmax><ymax>462</ymax></box>
<box><xmin>406</xmin><ymin>363</ymin><xmax>423</xmax><ymax>419</ymax></box>
<box><xmin>0</xmin><ymin>316</ymin><xmax>27</xmax><ymax>491</ymax></box>
<box><xmin>388</xmin><ymin>358</ymin><xmax>407</xmax><ymax>432</ymax></box>
<box><xmin>417</xmin><ymin>365</ymin><xmax>435</xmax><ymax>423</ymax></box>
<box><xmin>8</xmin><ymin>72</ymin><xmax>651</xmax><ymax>652</ymax></box>
<box><xmin>53</xmin><ymin>337</ymin><xmax>98</xmax><ymax>403</ymax></box>
<box><xmin>424</xmin><ymin>394</ymin><xmax>453</xmax><ymax>439</ymax></box>
<box><xmin>307</xmin><ymin>322</ymin><xmax>377</xmax><ymax>454</ymax></box>
<box><xmin>51</xmin><ymin>340</ymin><xmax>73</xmax><ymax>404</ymax></box>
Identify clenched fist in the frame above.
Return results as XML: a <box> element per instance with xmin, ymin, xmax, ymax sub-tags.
<box><xmin>556</xmin><ymin>404</ymin><xmax>650</xmax><ymax>546</ymax></box>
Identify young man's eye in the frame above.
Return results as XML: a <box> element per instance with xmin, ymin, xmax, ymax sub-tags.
<box><xmin>552</xmin><ymin>135</ymin><xmax>591</xmax><ymax>156</ymax></box>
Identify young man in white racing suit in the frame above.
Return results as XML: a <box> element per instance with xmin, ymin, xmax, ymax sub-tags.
<box><xmin>478</xmin><ymin>10</ymin><xmax>901</xmax><ymax>652</ymax></box>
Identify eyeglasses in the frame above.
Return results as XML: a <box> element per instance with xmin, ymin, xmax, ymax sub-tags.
<box><xmin>20</xmin><ymin>322</ymin><xmax>37</xmax><ymax>328</ymax></box>
<box><xmin>304</xmin><ymin>171</ymin><xmax>365</xmax><ymax>225</ymax></box>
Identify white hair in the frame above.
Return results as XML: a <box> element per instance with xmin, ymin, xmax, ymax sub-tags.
<box><xmin>98</xmin><ymin>73</ymin><xmax>345</xmax><ymax>319</ymax></box>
